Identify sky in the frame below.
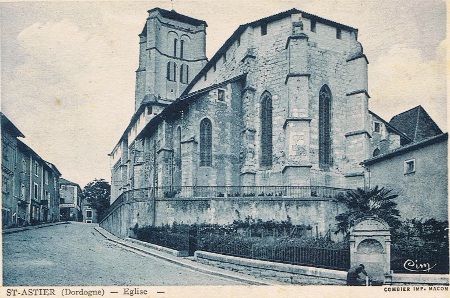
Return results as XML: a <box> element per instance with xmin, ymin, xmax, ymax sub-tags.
<box><xmin>0</xmin><ymin>0</ymin><xmax>447</xmax><ymax>187</ymax></box>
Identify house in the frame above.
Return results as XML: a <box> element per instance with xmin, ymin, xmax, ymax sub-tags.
<box><xmin>59</xmin><ymin>178</ymin><xmax>82</xmax><ymax>221</ymax></box>
<box><xmin>81</xmin><ymin>199</ymin><xmax>98</xmax><ymax>223</ymax></box>
<box><xmin>2</xmin><ymin>113</ymin><xmax>61</xmax><ymax>227</ymax></box>
<box><xmin>363</xmin><ymin>107</ymin><xmax>447</xmax><ymax>221</ymax></box>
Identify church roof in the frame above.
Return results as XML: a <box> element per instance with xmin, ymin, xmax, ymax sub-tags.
<box><xmin>182</xmin><ymin>8</ymin><xmax>358</xmax><ymax>96</ymax></box>
<box><xmin>148</xmin><ymin>7</ymin><xmax>207</xmax><ymax>27</ymax></box>
<box><xmin>389</xmin><ymin>105</ymin><xmax>443</xmax><ymax>143</ymax></box>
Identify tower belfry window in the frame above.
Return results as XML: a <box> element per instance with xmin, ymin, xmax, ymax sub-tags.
<box><xmin>167</xmin><ymin>61</ymin><xmax>177</xmax><ymax>81</ymax></box>
<box><xmin>180</xmin><ymin>64</ymin><xmax>189</xmax><ymax>84</ymax></box>
<box><xmin>180</xmin><ymin>40</ymin><xmax>184</xmax><ymax>59</ymax></box>
<box><xmin>173</xmin><ymin>39</ymin><xmax>178</xmax><ymax>57</ymax></box>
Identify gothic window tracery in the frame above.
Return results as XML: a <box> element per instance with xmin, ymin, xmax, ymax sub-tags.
<box><xmin>200</xmin><ymin>118</ymin><xmax>212</xmax><ymax>166</ymax></box>
<box><xmin>319</xmin><ymin>85</ymin><xmax>332</xmax><ymax>169</ymax></box>
<box><xmin>260</xmin><ymin>92</ymin><xmax>273</xmax><ymax>167</ymax></box>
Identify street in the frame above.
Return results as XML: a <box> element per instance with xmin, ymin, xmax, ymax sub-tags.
<box><xmin>2</xmin><ymin>222</ymin><xmax>244</xmax><ymax>286</ymax></box>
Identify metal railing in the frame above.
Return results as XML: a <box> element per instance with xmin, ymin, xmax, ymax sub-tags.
<box><xmin>197</xmin><ymin>235</ymin><xmax>350</xmax><ymax>270</ymax></box>
<box><xmin>101</xmin><ymin>185</ymin><xmax>351</xmax><ymax>223</ymax></box>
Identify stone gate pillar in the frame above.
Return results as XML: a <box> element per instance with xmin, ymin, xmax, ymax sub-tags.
<box><xmin>349</xmin><ymin>216</ymin><xmax>391</xmax><ymax>283</ymax></box>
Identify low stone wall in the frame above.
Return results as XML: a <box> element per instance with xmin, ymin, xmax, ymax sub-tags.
<box><xmin>126</xmin><ymin>237</ymin><xmax>189</xmax><ymax>257</ymax></box>
<box><xmin>100</xmin><ymin>196</ymin><xmax>346</xmax><ymax>239</ymax></box>
<box><xmin>194</xmin><ymin>250</ymin><xmax>347</xmax><ymax>285</ymax></box>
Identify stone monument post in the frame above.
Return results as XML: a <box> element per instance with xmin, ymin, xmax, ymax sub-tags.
<box><xmin>349</xmin><ymin>216</ymin><xmax>391</xmax><ymax>284</ymax></box>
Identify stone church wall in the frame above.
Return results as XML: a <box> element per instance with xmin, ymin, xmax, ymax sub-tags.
<box><xmin>100</xmin><ymin>196</ymin><xmax>347</xmax><ymax>241</ymax></box>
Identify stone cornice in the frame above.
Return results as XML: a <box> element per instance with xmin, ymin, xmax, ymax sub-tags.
<box><xmin>345</xmin><ymin>130</ymin><xmax>372</xmax><ymax>138</ymax></box>
<box><xmin>282</xmin><ymin>164</ymin><xmax>312</xmax><ymax>173</ymax></box>
<box><xmin>346</xmin><ymin>89</ymin><xmax>370</xmax><ymax>99</ymax></box>
<box><xmin>285</xmin><ymin>73</ymin><xmax>311</xmax><ymax>85</ymax></box>
<box><xmin>283</xmin><ymin>117</ymin><xmax>312</xmax><ymax>129</ymax></box>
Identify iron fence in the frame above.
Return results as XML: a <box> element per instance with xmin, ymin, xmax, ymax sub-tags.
<box><xmin>197</xmin><ymin>235</ymin><xmax>350</xmax><ymax>270</ymax></box>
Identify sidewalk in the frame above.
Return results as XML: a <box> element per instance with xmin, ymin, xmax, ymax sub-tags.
<box><xmin>94</xmin><ymin>226</ymin><xmax>278</xmax><ymax>286</ymax></box>
<box><xmin>2</xmin><ymin>221</ymin><xmax>70</xmax><ymax>235</ymax></box>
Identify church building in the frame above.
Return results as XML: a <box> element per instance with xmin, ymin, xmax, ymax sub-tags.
<box><xmin>105</xmin><ymin>8</ymin><xmax>445</xmax><ymax>235</ymax></box>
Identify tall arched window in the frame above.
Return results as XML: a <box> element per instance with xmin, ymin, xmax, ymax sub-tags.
<box><xmin>319</xmin><ymin>85</ymin><xmax>332</xmax><ymax>169</ymax></box>
<box><xmin>180</xmin><ymin>64</ymin><xmax>189</xmax><ymax>84</ymax></box>
<box><xmin>173</xmin><ymin>39</ymin><xmax>178</xmax><ymax>57</ymax></box>
<box><xmin>260</xmin><ymin>92</ymin><xmax>273</xmax><ymax>167</ymax></box>
<box><xmin>180</xmin><ymin>40</ymin><xmax>185</xmax><ymax>59</ymax></box>
<box><xmin>167</xmin><ymin>62</ymin><xmax>177</xmax><ymax>81</ymax></box>
<box><xmin>200</xmin><ymin>118</ymin><xmax>212</xmax><ymax>166</ymax></box>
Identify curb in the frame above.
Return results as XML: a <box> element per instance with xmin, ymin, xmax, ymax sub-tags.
<box><xmin>2</xmin><ymin>221</ymin><xmax>70</xmax><ymax>235</ymax></box>
<box><xmin>94</xmin><ymin>226</ymin><xmax>275</xmax><ymax>286</ymax></box>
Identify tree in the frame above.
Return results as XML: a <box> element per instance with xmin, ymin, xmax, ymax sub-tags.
<box><xmin>334</xmin><ymin>186</ymin><xmax>401</xmax><ymax>236</ymax></box>
<box><xmin>82</xmin><ymin>179</ymin><xmax>111</xmax><ymax>221</ymax></box>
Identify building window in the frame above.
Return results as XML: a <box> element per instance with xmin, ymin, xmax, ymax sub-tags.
<box><xmin>218</xmin><ymin>89</ymin><xmax>225</xmax><ymax>101</ymax></box>
<box><xmin>86</xmin><ymin>210</ymin><xmax>92</xmax><ymax>218</ymax></box>
<box><xmin>173</xmin><ymin>38</ymin><xmax>178</xmax><ymax>57</ymax></box>
<box><xmin>311</xmin><ymin>20</ymin><xmax>316</xmax><ymax>32</ymax></box>
<box><xmin>336</xmin><ymin>28</ymin><xmax>342</xmax><ymax>39</ymax></box>
<box><xmin>44</xmin><ymin>171</ymin><xmax>49</xmax><ymax>185</ymax></box>
<box><xmin>147</xmin><ymin>106</ymin><xmax>153</xmax><ymax>115</ymax></box>
<box><xmin>34</xmin><ymin>161</ymin><xmax>39</xmax><ymax>176</ymax></box>
<box><xmin>200</xmin><ymin>118</ymin><xmax>212</xmax><ymax>167</ymax></box>
<box><xmin>34</xmin><ymin>183</ymin><xmax>38</xmax><ymax>200</ymax></box>
<box><xmin>21</xmin><ymin>184</ymin><xmax>25</xmax><ymax>199</ymax></box>
<box><xmin>260</xmin><ymin>92</ymin><xmax>273</xmax><ymax>167</ymax></box>
<box><xmin>180</xmin><ymin>40</ymin><xmax>184</xmax><ymax>59</ymax></box>
<box><xmin>22</xmin><ymin>159</ymin><xmax>27</xmax><ymax>173</ymax></box>
<box><xmin>373</xmin><ymin>122</ymin><xmax>381</xmax><ymax>133</ymax></box>
<box><xmin>180</xmin><ymin>64</ymin><xmax>189</xmax><ymax>84</ymax></box>
<box><xmin>261</xmin><ymin>23</ymin><xmax>267</xmax><ymax>35</ymax></box>
<box><xmin>404</xmin><ymin>159</ymin><xmax>415</xmax><ymax>174</ymax></box>
<box><xmin>167</xmin><ymin>61</ymin><xmax>177</xmax><ymax>81</ymax></box>
<box><xmin>319</xmin><ymin>85</ymin><xmax>332</xmax><ymax>169</ymax></box>
<box><xmin>223</xmin><ymin>52</ymin><xmax>227</xmax><ymax>63</ymax></box>
<box><xmin>373</xmin><ymin>148</ymin><xmax>380</xmax><ymax>157</ymax></box>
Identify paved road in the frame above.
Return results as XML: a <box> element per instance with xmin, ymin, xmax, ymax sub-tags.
<box><xmin>2</xmin><ymin>222</ymin><xmax>244</xmax><ymax>286</ymax></box>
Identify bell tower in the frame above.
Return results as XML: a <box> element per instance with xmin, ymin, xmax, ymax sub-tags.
<box><xmin>135</xmin><ymin>8</ymin><xmax>207</xmax><ymax>111</ymax></box>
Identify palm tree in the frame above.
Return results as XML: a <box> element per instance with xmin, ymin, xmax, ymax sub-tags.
<box><xmin>334</xmin><ymin>186</ymin><xmax>401</xmax><ymax>236</ymax></box>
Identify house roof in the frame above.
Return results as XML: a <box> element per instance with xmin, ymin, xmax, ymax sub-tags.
<box><xmin>362</xmin><ymin>132</ymin><xmax>448</xmax><ymax>166</ymax></box>
<box><xmin>59</xmin><ymin>177</ymin><xmax>81</xmax><ymax>188</ymax></box>
<box><xmin>182</xmin><ymin>8</ymin><xmax>358</xmax><ymax>96</ymax></box>
<box><xmin>389</xmin><ymin>105</ymin><xmax>443</xmax><ymax>143</ymax></box>
<box><xmin>16</xmin><ymin>139</ymin><xmax>61</xmax><ymax>175</ymax></box>
<box><xmin>1</xmin><ymin>112</ymin><xmax>25</xmax><ymax>138</ymax></box>
<box><xmin>369</xmin><ymin>110</ymin><xmax>413</xmax><ymax>143</ymax></box>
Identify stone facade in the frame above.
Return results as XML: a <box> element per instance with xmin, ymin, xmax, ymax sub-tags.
<box><xmin>111</xmin><ymin>8</ymin><xmax>376</xmax><ymax>201</ymax></box>
<box><xmin>363</xmin><ymin>133</ymin><xmax>448</xmax><ymax>221</ymax></box>
<box><xmin>1</xmin><ymin>113</ymin><xmax>61</xmax><ymax>227</ymax></box>
<box><xmin>105</xmin><ymin>8</ymin><xmax>445</xmax><ymax>234</ymax></box>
